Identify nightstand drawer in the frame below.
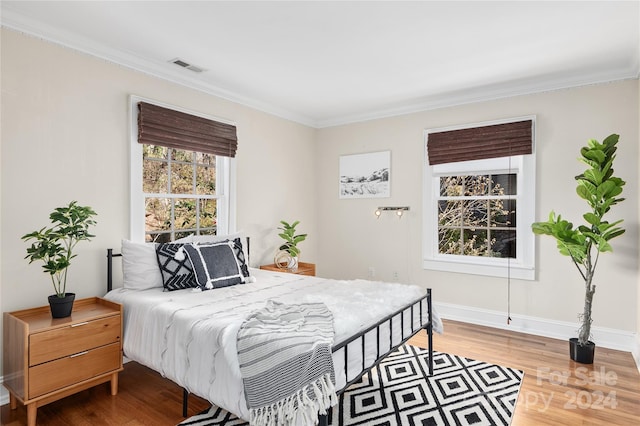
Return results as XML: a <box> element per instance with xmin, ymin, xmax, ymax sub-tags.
<box><xmin>28</xmin><ymin>342</ymin><xmax>121</xmax><ymax>399</ymax></box>
<box><xmin>30</xmin><ymin>315</ymin><xmax>121</xmax><ymax>366</ymax></box>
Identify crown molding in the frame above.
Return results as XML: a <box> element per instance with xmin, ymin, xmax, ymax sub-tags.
<box><xmin>2</xmin><ymin>8</ymin><xmax>638</xmax><ymax>130</ymax></box>
<box><xmin>0</xmin><ymin>9</ymin><xmax>318</xmax><ymax>128</ymax></box>
<box><xmin>316</xmin><ymin>69</ymin><xmax>639</xmax><ymax>128</ymax></box>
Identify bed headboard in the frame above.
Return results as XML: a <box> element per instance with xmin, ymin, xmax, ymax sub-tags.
<box><xmin>106</xmin><ymin>249</ymin><xmax>122</xmax><ymax>292</ymax></box>
<box><xmin>106</xmin><ymin>237</ymin><xmax>250</xmax><ymax>293</ymax></box>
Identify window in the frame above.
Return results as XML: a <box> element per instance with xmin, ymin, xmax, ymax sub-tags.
<box><xmin>423</xmin><ymin>118</ymin><xmax>535</xmax><ymax>280</ymax></box>
<box><xmin>438</xmin><ymin>172</ymin><xmax>516</xmax><ymax>258</ymax></box>
<box><xmin>130</xmin><ymin>97</ymin><xmax>236</xmax><ymax>242</ymax></box>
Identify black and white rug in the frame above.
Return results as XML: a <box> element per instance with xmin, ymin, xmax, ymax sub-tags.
<box><xmin>179</xmin><ymin>345</ymin><xmax>523</xmax><ymax>426</ymax></box>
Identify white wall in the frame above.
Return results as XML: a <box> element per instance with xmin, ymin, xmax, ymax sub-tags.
<box><xmin>636</xmin><ymin>79</ymin><xmax>640</xmax><ymax>370</ymax></box>
<box><xmin>0</xmin><ymin>28</ymin><xmax>317</xmax><ymax>366</ymax></box>
<box><xmin>1</xmin><ymin>27</ymin><xmax>639</xmax><ymax>390</ymax></box>
<box><xmin>316</xmin><ymin>80</ymin><xmax>639</xmax><ymax>345</ymax></box>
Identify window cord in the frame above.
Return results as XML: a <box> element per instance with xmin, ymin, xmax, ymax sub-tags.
<box><xmin>507</xmin><ymin>152</ymin><xmax>513</xmax><ymax>325</ymax></box>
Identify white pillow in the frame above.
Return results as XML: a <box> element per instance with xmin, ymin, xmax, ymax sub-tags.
<box><xmin>121</xmin><ymin>239</ymin><xmax>163</xmax><ymax>290</ymax></box>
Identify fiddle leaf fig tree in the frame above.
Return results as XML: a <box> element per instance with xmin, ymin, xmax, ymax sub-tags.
<box><xmin>532</xmin><ymin>134</ymin><xmax>625</xmax><ymax>346</ymax></box>
<box><xmin>22</xmin><ymin>201</ymin><xmax>98</xmax><ymax>298</ymax></box>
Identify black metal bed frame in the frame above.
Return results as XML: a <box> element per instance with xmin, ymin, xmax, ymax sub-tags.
<box><xmin>106</xmin><ymin>248</ymin><xmax>433</xmax><ymax>422</ymax></box>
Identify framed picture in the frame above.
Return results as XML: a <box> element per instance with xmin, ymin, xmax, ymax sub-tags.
<box><xmin>339</xmin><ymin>151</ymin><xmax>390</xmax><ymax>199</ymax></box>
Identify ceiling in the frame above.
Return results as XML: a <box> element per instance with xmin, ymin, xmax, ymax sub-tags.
<box><xmin>2</xmin><ymin>1</ymin><xmax>639</xmax><ymax>128</ymax></box>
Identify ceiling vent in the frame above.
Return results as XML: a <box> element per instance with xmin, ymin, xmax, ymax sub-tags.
<box><xmin>169</xmin><ymin>58</ymin><xmax>206</xmax><ymax>73</ymax></box>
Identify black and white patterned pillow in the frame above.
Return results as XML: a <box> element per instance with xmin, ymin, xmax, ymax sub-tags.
<box><xmin>229</xmin><ymin>237</ymin><xmax>250</xmax><ymax>279</ymax></box>
<box><xmin>183</xmin><ymin>241</ymin><xmax>246</xmax><ymax>290</ymax></box>
<box><xmin>155</xmin><ymin>243</ymin><xmax>198</xmax><ymax>291</ymax></box>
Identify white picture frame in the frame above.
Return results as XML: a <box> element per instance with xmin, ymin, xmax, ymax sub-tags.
<box><xmin>339</xmin><ymin>151</ymin><xmax>390</xmax><ymax>199</ymax></box>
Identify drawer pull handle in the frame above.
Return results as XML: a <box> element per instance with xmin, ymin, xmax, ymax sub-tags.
<box><xmin>70</xmin><ymin>351</ymin><xmax>89</xmax><ymax>358</ymax></box>
<box><xmin>71</xmin><ymin>321</ymin><xmax>89</xmax><ymax>327</ymax></box>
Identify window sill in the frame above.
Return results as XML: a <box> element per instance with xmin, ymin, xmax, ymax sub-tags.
<box><xmin>423</xmin><ymin>258</ymin><xmax>535</xmax><ymax>280</ymax></box>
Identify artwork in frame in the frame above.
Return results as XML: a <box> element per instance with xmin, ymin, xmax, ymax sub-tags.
<box><xmin>339</xmin><ymin>151</ymin><xmax>390</xmax><ymax>199</ymax></box>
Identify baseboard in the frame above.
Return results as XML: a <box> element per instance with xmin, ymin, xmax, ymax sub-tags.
<box><xmin>633</xmin><ymin>338</ymin><xmax>640</xmax><ymax>374</ymax></box>
<box><xmin>1</xmin><ymin>383</ymin><xmax>7</xmax><ymax>406</ymax></box>
<box><xmin>434</xmin><ymin>301</ymin><xmax>637</xmax><ymax>354</ymax></box>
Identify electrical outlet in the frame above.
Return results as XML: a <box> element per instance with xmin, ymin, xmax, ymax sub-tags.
<box><xmin>368</xmin><ymin>267</ymin><xmax>376</xmax><ymax>278</ymax></box>
<box><xmin>392</xmin><ymin>271</ymin><xmax>399</xmax><ymax>281</ymax></box>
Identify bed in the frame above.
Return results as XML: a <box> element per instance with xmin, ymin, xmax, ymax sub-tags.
<box><xmin>104</xmin><ymin>238</ymin><xmax>439</xmax><ymax>424</ymax></box>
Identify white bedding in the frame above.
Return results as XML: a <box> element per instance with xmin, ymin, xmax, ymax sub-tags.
<box><xmin>104</xmin><ymin>267</ymin><xmax>438</xmax><ymax>421</ymax></box>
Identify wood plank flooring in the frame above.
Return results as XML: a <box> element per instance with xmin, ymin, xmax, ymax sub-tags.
<box><xmin>2</xmin><ymin>319</ymin><xmax>639</xmax><ymax>425</ymax></box>
<box><xmin>415</xmin><ymin>319</ymin><xmax>640</xmax><ymax>426</ymax></box>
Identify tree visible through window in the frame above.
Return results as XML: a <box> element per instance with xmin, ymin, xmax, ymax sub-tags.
<box><xmin>143</xmin><ymin>144</ymin><xmax>218</xmax><ymax>242</ymax></box>
<box><xmin>438</xmin><ymin>173</ymin><xmax>516</xmax><ymax>258</ymax></box>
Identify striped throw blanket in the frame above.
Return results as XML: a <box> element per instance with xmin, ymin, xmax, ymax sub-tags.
<box><xmin>237</xmin><ymin>300</ymin><xmax>337</xmax><ymax>426</ymax></box>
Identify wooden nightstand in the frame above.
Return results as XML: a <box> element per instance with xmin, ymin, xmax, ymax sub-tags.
<box><xmin>260</xmin><ymin>262</ymin><xmax>316</xmax><ymax>276</ymax></box>
<box><xmin>3</xmin><ymin>297</ymin><xmax>123</xmax><ymax>426</ymax></box>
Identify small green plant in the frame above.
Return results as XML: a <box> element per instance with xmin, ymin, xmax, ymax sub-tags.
<box><xmin>531</xmin><ymin>134</ymin><xmax>625</xmax><ymax>346</ymax></box>
<box><xmin>22</xmin><ymin>201</ymin><xmax>98</xmax><ymax>298</ymax></box>
<box><xmin>277</xmin><ymin>220</ymin><xmax>307</xmax><ymax>258</ymax></box>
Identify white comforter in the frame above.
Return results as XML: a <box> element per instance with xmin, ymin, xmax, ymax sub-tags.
<box><xmin>104</xmin><ymin>268</ymin><xmax>437</xmax><ymax>421</ymax></box>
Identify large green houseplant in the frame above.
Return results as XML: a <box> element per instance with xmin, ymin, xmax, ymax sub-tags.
<box><xmin>531</xmin><ymin>134</ymin><xmax>625</xmax><ymax>363</ymax></box>
<box><xmin>22</xmin><ymin>201</ymin><xmax>97</xmax><ymax>318</ymax></box>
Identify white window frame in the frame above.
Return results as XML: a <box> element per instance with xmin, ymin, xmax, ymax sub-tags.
<box><xmin>129</xmin><ymin>95</ymin><xmax>236</xmax><ymax>242</ymax></box>
<box><xmin>422</xmin><ymin>117</ymin><xmax>536</xmax><ymax>280</ymax></box>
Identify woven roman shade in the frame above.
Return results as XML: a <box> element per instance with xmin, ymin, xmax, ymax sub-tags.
<box><xmin>427</xmin><ymin>120</ymin><xmax>532</xmax><ymax>165</ymax></box>
<box><xmin>138</xmin><ymin>102</ymin><xmax>237</xmax><ymax>157</ymax></box>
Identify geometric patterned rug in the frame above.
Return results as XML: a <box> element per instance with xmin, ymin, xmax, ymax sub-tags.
<box><xmin>179</xmin><ymin>344</ymin><xmax>523</xmax><ymax>426</ymax></box>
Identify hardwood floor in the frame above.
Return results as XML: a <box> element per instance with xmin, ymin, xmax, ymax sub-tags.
<box><xmin>1</xmin><ymin>361</ymin><xmax>210</xmax><ymax>426</ymax></box>
<box><xmin>2</xmin><ymin>319</ymin><xmax>639</xmax><ymax>425</ymax></box>
<box><xmin>414</xmin><ymin>319</ymin><xmax>640</xmax><ymax>426</ymax></box>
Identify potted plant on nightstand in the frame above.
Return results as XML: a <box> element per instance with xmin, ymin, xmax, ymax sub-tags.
<box><xmin>531</xmin><ymin>134</ymin><xmax>625</xmax><ymax>364</ymax></box>
<box><xmin>22</xmin><ymin>201</ymin><xmax>98</xmax><ymax>318</ymax></box>
<box><xmin>275</xmin><ymin>220</ymin><xmax>307</xmax><ymax>270</ymax></box>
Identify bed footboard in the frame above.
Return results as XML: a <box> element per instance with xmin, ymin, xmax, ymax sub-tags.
<box><xmin>318</xmin><ymin>289</ymin><xmax>433</xmax><ymax>425</ymax></box>
<box><xmin>332</xmin><ymin>288</ymin><xmax>433</xmax><ymax>391</ymax></box>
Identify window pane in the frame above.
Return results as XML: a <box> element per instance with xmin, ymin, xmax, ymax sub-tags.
<box><xmin>175</xmin><ymin>231</ymin><xmax>192</xmax><ymax>241</ymax></box>
<box><xmin>174</xmin><ymin>199</ymin><xmax>196</xmax><ymax>230</ymax></box>
<box><xmin>196</xmin><ymin>165</ymin><xmax>216</xmax><ymax>195</ymax></box>
<box><xmin>463</xmin><ymin>229</ymin><xmax>489</xmax><ymax>256</ymax></box>
<box><xmin>147</xmin><ymin>232</ymin><xmax>172</xmax><ymax>243</ymax></box>
<box><xmin>171</xmin><ymin>148</ymin><xmax>193</xmax><ymax>162</ymax></box>
<box><xmin>464</xmin><ymin>199</ymin><xmax>488</xmax><ymax>227</ymax></box>
<box><xmin>199</xmin><ymin>199</ymin><xmax>217</xmax><ymax>229</ymax></box>
<box><xmin>440</xmin><ymin>176</ymin><xmax>463</xmax><ymax>196</ymax></box>
<box><xmin>143</xmin><ymin>145</ymin><xmax>168</xmax><ymax>160</ymax></box>
<box><xmin>439</xmin><ymin>200</ymin><xmax>462</xmax><ymax>226</ymax></box>
<box><xmin>492</xmin><ymin>229</ymin><xmax>516</xmax><ymax>258</ymax></box>
<box><xmin>491</xmin><ymin>174</ymin><xmax>517</xmax><ymax>195</ymax></box>
<box><xmin>491</xmin><ymin>200</ymin><xmax>516</xmax><ymax>227</ymax></box>
<box><xmin>196</xmin><ymin>152</ymin><xmax>216</xmax><ymax>166</ymax></box>
<box><xmin>464</xmin><ymin>175</ymin><xmax>489</xmax><ymax>196</ymax></box>
<box><xmin>439</xmin><ymin>228</ymin><xmax>461</xmax><ymax>255</ymax></box>
<box><xmin>143</xmin><ymin>159</ymin><xmax>168</xmax><ymax>193</ymax></box>
<box><xmin>171</xmin><ymin>163</ymin><xmax>194</xmax><ymax>194</ymax></box>
<box><xmin>145</xmin><ymin>198</ymin><xmax>171</xmax><ymax>234</ymax></box>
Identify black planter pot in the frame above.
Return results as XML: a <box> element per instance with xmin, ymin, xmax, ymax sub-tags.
<box><xmin>48</xmin><ymin>293</ymin><xmax>76</xmax><ymax>318</ymax></box>
<box><xmin>569</xmin><ymin>337</ymin><xmax>595</xmax><ymax>364</ymax></box>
